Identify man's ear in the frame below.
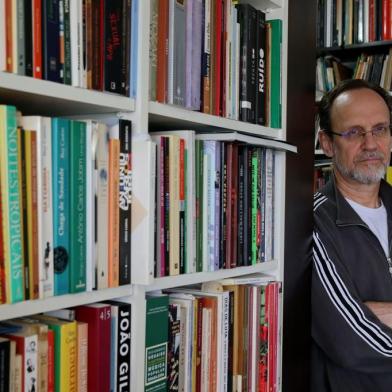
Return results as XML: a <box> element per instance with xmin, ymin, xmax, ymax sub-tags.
<box><xmin>319</xmin><ymin>131</ymin><xmax>334</xmax><ymax>158</ymax></box>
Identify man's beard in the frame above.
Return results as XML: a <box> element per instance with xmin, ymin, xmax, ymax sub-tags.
<box><xmin>333</xmin><ymin>149</ymin><xmax>388</xmax><ymax>185</ymax></box>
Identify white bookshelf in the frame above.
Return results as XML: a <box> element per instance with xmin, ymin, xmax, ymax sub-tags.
<box><xmin>0</xmin><ymin>0</ymin><xmax>292</xmax><ymax>390</ymax></box>
<box><xmin>0</xmin><ymin>72</ymin><xmax>135</xmax><ymax>116</ymax></box>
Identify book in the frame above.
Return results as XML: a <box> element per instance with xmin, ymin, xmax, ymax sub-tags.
<box><xmin>75</xmin><ymin>303</ymin><xmax>112</xmax><ymax>392</ymax></box>
<box><xmin>167</xmin><ymin>303</ymin><xmax>181</xmax><ymax>391</ymax></box>
<box><xmin>0</xmin><ymin>337</ymin><xmax>15</xmax><ymax>391</ymax></box>
<box><xmin>52</xmin><ymin>118</ymin><xmax>71</xmax><ymax>296</ymax></box>
<box><xmin>93</xmin><ymin>121</ymin><xmax>109</xmax><ymax>289</ymax></box>
<box><xmin>104</xmin><ymin>300</ymin><xmax>131</xmax><ymax>391</ymax></box>
<box><xmin>145</xmin><ymin>294</ymin><xmax>169</xmax><ymax>392</ymax></box>
<box><xmin>69</xmin><ymin>120</ymin><xmax>87</xmax><ymax>293</ymax></box>
<box><xmin>0</xmin><ymin>105</ymin><xmax>25</xmax><ymax>303</ymax></box>
<box><xmin>21</xmin><ymin>116</ymin><xmax>54</xmax><ymax>299</ymax></box>
<box><xmin>76</xmin><ymin>321</ymin><xmax>88</xmax><ymax>392</ymax></box>
<box><xmin>118</xmin><ymin>119</ymin><xmax>132</xmax><ymax>285</ymax></box>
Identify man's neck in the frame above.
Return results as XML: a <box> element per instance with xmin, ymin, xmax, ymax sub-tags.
<box><xmin>334</xmin><ymin>170</ymin><xmax>381</xmax><ymax>208</ymax></box>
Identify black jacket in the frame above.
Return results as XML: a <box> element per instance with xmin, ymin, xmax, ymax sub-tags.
<box><xmin>312</xmin><ymin>176</ymin><xmax>392</xmax><ymax>392</ymax></box>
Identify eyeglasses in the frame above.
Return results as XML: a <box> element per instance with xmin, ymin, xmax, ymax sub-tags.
<box><xmin>328</xmin><ymin>124</ymin><xmax>392</xmax><ymax>142</ymax></box>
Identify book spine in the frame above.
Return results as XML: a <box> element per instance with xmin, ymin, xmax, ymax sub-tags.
<box><xmin>118</xmin><ymin>120</ymin><xmax>132</xmax><ymax>285</ymax></box>
<box><xmin>76</xmin><ymin>322</ymin><xmax>88</xmax><ymax>392</ymax></box>
<box><xmin>91</xmin><ymin>0</ymin><xmax>104</xmax><ymax>90</ymax></box>
<box><xmin>195</xmin><ymin>140</ymin><xmax>203</xmax><ymax>272</ymax></box>
<box><xmin>251</xmin><ymin>148</ymin><xmax>258</xmax><ymax>265</ymax></box>
<box><xmin>47</xmin><ymin>329</ymin><xmax>54</xmax><ymax>392</ymax></box>
<box><xmin>116</xmin><ymin>303</ymin><xmax>131</xmax><ymax>391</ymax></box>
<box><xmin>0</xmin><ymin>0</ymin><xmax>6</xmax><ymax>72</ymax></box>
<box><xmin>104</xmin><ymin>0</ymin><xmax>124</xmax><ymax>94</ymax></box>
<box><xmin>214</xmin><ymin>142</ymin><xmax>221</xmax><ymax>271</ymax></box>
<box><xmin>95</xmin><ymin>123</ymin><xmax>109</xmax><ymax>289</ymax></box>
<box><xmin>149</xmin><ymin>0</ymin><xmax>159</xmax><ymax>101</ymax></box>
<box><xmin>130</xmin><ymin>0</ymin><xmax>139</xmax><ymax>99</ymax></box>
<box><xmin>179</xmin><ymin>138</ymin><xmax>185</xmax><ymax>274</ymax></box>
<box><xmin>52</xmin><ymin>118</ymin><xmax>70</xmax><ymax>296</ymax></box>
<box><xmin>69</xmin><ymin>0</ymin><xmax>81</xmax><ymax>86</ymax></box>
<box><xmin>267</xmin><ymin>19</ymin><xmax>282</xmax><ymax>129</ymax></box>
<box><xmin>24</xmin><ymin>0</ymin><xmax>33</xmax><ymax>76</ymax></box>
<box><xmin>23</xmin><ymin>131</ymin><xmax>39</xmax><ymax>299</ymax></box>
<box><xmin>201</xmin><ymin>0</ymin><xmax>211</xmax><ymax>113</ymax></box>
<box><xmin>63</xmin><ymin>0</ymin><xmax>71</xmax><ymax>84</ymax></box>
<box><xmin>156</xmin><ymin>0</ymin><xmax>169</xmax><ymax>103</ymax></box>
<box><xmin>108</xmin><ymin>129</ymin><xmax>120</xmax><ymax>287</ymax></box>
<box><xmin>145</xmin><ymin>295</ymin><xmax>169</xmax><ymax>392</ymax></box>
<box><xmin>70</xmin><ymin>120</ymin><xmax>86</xmax><ymax>293</ymax></box>
<box><xmin>42</xmin><ymin>0</ymin><xmax>62</xmax><ymax>82</ymax></box>
<box><xmin>0</xmin><ymin>106</ymin><xmax>25</xmax><ymax>303</ymax></box>
<box><xmin>256</xmin><ymin>10</ymin><xmax>266</xmax><ymax>126</ymax></box>
<box><xmin>32</xmin><ymin>0</ymin><xmax>42</xmax><ymax>78</ymax></box>
<box><xmin>16</xmin><ymin>0</ymin><xmax>25</xmax><ymax>75</ymax></box>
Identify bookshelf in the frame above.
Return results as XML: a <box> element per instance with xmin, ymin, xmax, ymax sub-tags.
<box><xmin>0</xmin><ymin>0</ymin><xmax>317</xmax><ymax>390</ymax></box>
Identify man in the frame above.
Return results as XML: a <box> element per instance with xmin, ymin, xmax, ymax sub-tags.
<box><xmin>313</xmin><ymin>79</ymin><xmax>392</xmax><ymax>391</ymax></box>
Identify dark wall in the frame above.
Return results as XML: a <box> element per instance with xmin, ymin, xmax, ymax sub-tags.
<box><xmin>282</xmin><ymin>1</ymin><xmax>317</xmax><ymax>391</ymax></box>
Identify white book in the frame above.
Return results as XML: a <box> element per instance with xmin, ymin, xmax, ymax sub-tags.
<box><xmin>201</xmin><ymin>307</ymin><xmax>211</xmax><ymax>392</ymax></box>
<box><xmin>0</xmin><ymin>0</ymin><xmax>5</xmax><ymax>71</ymax></box>
<box><xmin>21</xmin><ymin>116</ymin><xmax>54</xmax><ymax>298</ymax></box>
<box><xmin>363</xmin><ymin>0</ymin><xmax>369</xmax><ymax>43</ymax></box>
<box><xmin>70</xmin><ymin>0</ymin><xmax>82</xmax><ymax>86</ymax></box>
<box><xmin>95</xmin><ymin>122</ymin><xmax>109</xmax><ymax>289</ymax></box>
<box><xmin>132</xmin><ymin>140</ymin><xmax>156</xmax><ymax>284</ymax></box>
<box><xmin>83</xmin><ymin>120</ymin><xmax>98</xmax><ymax>291</ymax></box>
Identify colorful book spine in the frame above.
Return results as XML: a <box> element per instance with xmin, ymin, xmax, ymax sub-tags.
<box><xmin>0</xmin><ymin>105</ymin><xmax>25</xmax><ymax>303</ymax></box>
<box><xmin>108</xmin><ymin>126</ymin><xmax>120</xmax><ymax>287</ymax></box>
<box><xmin>69</xmin><ymin>120</ymin><xmax>86</xmax><ymax>293</ymax></box>
<box><xmin>52</xmin><ymin>118</ymin><xmax>70</xmax><ymax>296</ymax></box>
<box><xmin>118</xmin><ymin>120</ymin><xmax>132</xmax><ymax>285</ymax></box>
<box><xmin>266</xmin><ymin>19</ymin><xmax>282</xmax><ymax>129</ymax></box>
<box><xmin>23</xmin><ymin>131</ymin><xmax>39</xmax><ymax>300</ymax></box>
<box><xmin>145</xmin><ymin>295</ymin><xmax>169</xmax><ymax>392</ymax></box>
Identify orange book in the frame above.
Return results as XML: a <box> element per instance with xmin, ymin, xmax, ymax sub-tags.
<box><xmin>108</xmin><ymin>136</ymin><xmax>120</xmax><ymax>287</ymax></box>
<box><xmin>32</xmin><ymin>0</ymin><xmax>42</xmax><ymax>78</ymax></box>
<box><xmin>156</xmin><ymin>0</ymin><xmax>169</xmax><ymax>102</ymax></box>
<box><xmin>5</xmin><ymin>0</ymin><xmax>13</xmax><ymax>72</ymax></box>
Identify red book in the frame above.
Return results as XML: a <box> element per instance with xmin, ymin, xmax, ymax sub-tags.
<box><xmin>32</xmin><ymin>0</ymin><xmax>43</xmax><ymax>78</ymax></box>
<box><xmin>75</xmin><ymin>303</ymin><xmax>111</xmax><ymax>392</ymax></box>
<box><xmin>47</xmin><ymin>329</ymin><xmax>55</xmax><ymax>392</ymax></box>
<box><xmin>369</xmin><ymin>0</ymin><xmax>375</xmax><ymax>41</ymax></box>
<box><xmin>382</xmin><ymin>0</ymin><xmax>392</xmax><ymax>40</ymax></box>
<box><xmin>156</xmin><ymin>0</ymin><xmax>169</xmax><ymax>102</ymax></box>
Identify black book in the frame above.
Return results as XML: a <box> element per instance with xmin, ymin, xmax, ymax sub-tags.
<box><xmin>42</xmin><ymin>0</ymin><xmax>62</xmax><ymax>82</ymax></box>
<box><xmin>256</xmin><ymin>10</ymin><xmax>266</xmax><ymax>126</ymax></box>
<box><xmin>163</xmin><ymin>137</ymin><xmax>170</xmax><ymax>276</ymax></box>
<box><xmin>219</xmin><ymin>142</ymin><xmax>226</xmax><ymax>269</ymax></box>
<box><xmin>237</xmin><ymin>3</ymin><xmax>257</xmax><ymax>124</ymax></box>
<box><xmin>24</xmin><ymin>0</ymin><xmax>33</xmax><ymax>76</ymax></box>
<box><xmin>119</xmin><ymin>119</ymin><xmax>132</xmax><ymax>285</ymax></box>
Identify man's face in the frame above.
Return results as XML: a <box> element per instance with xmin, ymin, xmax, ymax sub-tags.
<box><xmin>321</xmin><ymin>88</ymin><xmax>391</xmax><ymax>185</ymax></box>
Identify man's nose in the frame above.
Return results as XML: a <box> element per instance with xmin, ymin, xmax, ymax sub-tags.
<box><xmin>361</xmin><ymin>132</ymin><xmax>379</xmax><ymax>149</ymax></box>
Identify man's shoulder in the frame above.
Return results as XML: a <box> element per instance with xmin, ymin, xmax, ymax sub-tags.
<box><xmin>314</xmin><ymin>180</ymin><xmax>336</xmax><ymax>215</ymax></box>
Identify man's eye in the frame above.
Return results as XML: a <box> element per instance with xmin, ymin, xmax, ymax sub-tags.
<box><xmin>345</xmin><ymin>128</ymin><xmax>361</xmax><ymax>137</ymax></box>
<box><xmin>373</xmin><ymin>126</ymin><xmax>386</xmax><ymax>135</ymax></box>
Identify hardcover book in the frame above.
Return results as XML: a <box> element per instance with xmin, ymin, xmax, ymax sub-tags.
<box><xmin>145</xmin><ymin>294</ymin><xmax>169</xmax><ymax>392</ymax></box>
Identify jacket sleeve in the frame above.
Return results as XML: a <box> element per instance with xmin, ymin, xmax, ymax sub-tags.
<box><xmin>313</xmin><ymin>221</ymin><xmax>392</xmax><ymax>373</ymax></box>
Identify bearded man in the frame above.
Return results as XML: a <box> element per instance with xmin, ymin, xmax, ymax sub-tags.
<box><xmin>312</xmin><ymin>79</ymin><xmax>392</xmax><ymax>391</ymax></box>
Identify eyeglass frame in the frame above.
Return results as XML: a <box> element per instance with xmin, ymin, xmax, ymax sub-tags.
<box><xmin>325</xmin><ymin>124</ymin><xmax>392</xmax><ymax>141</ymax></box>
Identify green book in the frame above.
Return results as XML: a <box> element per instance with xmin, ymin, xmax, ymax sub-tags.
<box><xmin>69</xmin><ymin>120</ymin><xmax>86</xmax><ymax>293</ymax></box>
<box><xmin>0</xmin><ymin>105</ymin><xmax>25</xmax><ymax>303</ymax></box>
<box><xmin>145</xmin><ymin>294</ymin><xmax>169</xmax><ymax>391</ymax></box>
<box><xmin>267</xmin><ymin>19</ymin><xmax>282</xmax><ymax>129</ymax></box>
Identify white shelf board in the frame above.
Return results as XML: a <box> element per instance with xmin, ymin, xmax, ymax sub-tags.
<box><xmin>0</xmin><ymin>72</ymin><xmax>135</xmax><ymax>116</ymax></box>
<box><xmin>196</xmin><ymin>131</ymin><xmax>297</xmax><ymax>153</ymax></box>
<box><xmin>149</xmin><ymin>101</ymin><xmax>285</xmax><ymax>140</ymax></box>
<box><xmin>0</xmin><ymin>285</ymin><xmax>132</xmax><ymax>321</ymax></box>
<box><xmin>145</xmin><ymin>261</ymin><xmax>279</xmax><ymax>291</ymax></box>
<box><xmin>243</xmin><ymin>0</ymin><xmax>282</xmax><ymax>10</ymax></box>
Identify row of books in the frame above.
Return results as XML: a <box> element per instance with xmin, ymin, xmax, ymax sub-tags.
<box><xmin>145</xmin><ymin>279</ymin><xmax>281</xmax><ymax>392</ymax></box>
<box><xmin>149</xmin><ymin>0</ymin><xmax>282</xmax><ymax>128</ymax></box>
<box><xmin>316</xmin><ymin>49</ymin><xmax>392</xmax><ymax>93</ymax></box>
<box><xmin>317</xmin><ymin>0</ymin><xmax>392</xmax><ymax>48</ymax></box>
<box><xmin>151</xmin><ymin>130</ymin><xmax>275</xmax><ymax>278</ymax></box>
<box><xmin>314</xmin><ymin>165</ymin><xmax>332</xmax><ymax>192</ymax></box>
<box><xmin>0</xmin><ymin>0</ymin><xmax>138</xmax><ymax>97</ymax></box>
<box><xmin>0</xmin><ymin>105</ymin><xmax>132</xmax><ymax>304</ymax></box>
<box><xmin>0</xmin><ymin>301</ymin><xmax>131</xmax><ymax>392</ymax></box>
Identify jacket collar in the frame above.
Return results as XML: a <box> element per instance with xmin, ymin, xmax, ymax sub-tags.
<box><xmin>323</xmin><ymin>174</ymin><xmax>392</xmax><ymax>227</ymax></box>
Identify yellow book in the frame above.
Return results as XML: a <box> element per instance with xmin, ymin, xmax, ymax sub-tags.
<box><xmin>386</xmin><ymin>167</ymin><xmax>392</xmax><ymax>186</ymax></box>
<box><xmin>32</xmin><ymin>315</ymin><xmax>77</xmax><ymax>392</ymax></box>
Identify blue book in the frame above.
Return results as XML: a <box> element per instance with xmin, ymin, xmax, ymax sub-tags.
<box><xmin>52</xmin><ymin>118</ymin><xmax>70</xmax><ymax>295</ymax></box>
<box><xmin>130</xmin><ymin>0</ymin><xmax>139</xmax><ymax>98</ymax></box>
